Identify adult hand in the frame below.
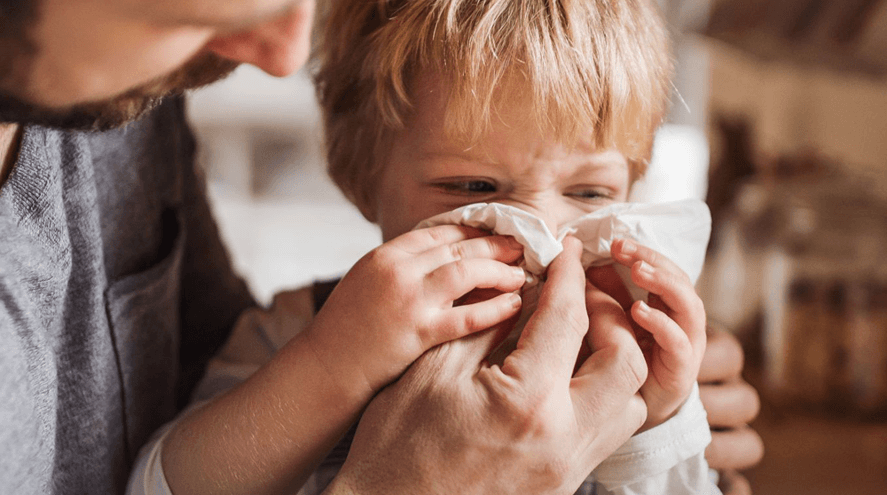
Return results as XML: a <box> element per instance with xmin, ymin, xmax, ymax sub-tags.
<box><xmin>324</xmin><ymin>237</ymin><xmax>648</xmax><ymax>495</ymax></box>
<box><xmin>716</xmin><ymin>469</ymin><xmax>753</xmax><ymax>495</ymax></box>
<box><xmin>699</xmin><ymin>326</ymin><xmax>764</xmax><ymax>477</ymax></box>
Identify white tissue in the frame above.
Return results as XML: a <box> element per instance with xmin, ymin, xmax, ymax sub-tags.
<box><xmin>416</xmin><ymin>199</ymin><xmax>711</xmax><ymax>300</ymax></box>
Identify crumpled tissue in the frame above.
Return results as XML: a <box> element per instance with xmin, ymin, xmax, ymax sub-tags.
<box><xmin>416</xmin><ymin>199</ymin><xmax>712</xmax><ymax>301</ymax></box>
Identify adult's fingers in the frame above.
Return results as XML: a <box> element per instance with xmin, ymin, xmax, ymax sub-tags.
<box><xmin>699</xmin><ymin>327</ymin><xmax>745</xmax><ymax>383</ymax></box>
<box><xmin>582</xmin><ymin>280</ymin><xmax>640</xmax><ymax>356</ymax></box>
<box><xmin>444</xmin><ymin>315</ymin><xmax>520</xmax><ymax>371</ymax></box>
<box><xmin>571</xmin><ymin>276</ymin><xmax>648</xmax><ymax>444</ymax></box>
<box><xmin>700</xmin><ymin>381</ymin><xmax>761</xmax><ymax>428</ymax></box>
<box><xmin>706</xmin><ymin>425</ymin><xmax>765</xmax><ymax>471</ymax></box>
<box><xmin>504</xmin><ymin>237</ymin><xmax>588</xmax><ymax>384</ymax></box>
<box><xmin>718</xmin><ymin>470</ymin><xmax>753</xmax><ymax>495</ymax></box>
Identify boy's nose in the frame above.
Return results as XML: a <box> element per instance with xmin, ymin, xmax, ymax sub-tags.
<box><xmin>495</xmin><ymin>199</ymin><xmax>567</xmax><ymax>237</ymax></box>
<box><xmin>204</xmin><ymin>2</ymin><xmax>315</xmax><ymax>77</ymax></box>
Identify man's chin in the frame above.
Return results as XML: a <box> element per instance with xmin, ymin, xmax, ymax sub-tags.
<box><xmin>0</xmin><ymin>53</ymin><xmax>239</xmax><ymax>131</ymax></box>
<box><xmin>0</xmin><ymin>91</ymin><xmax>166</xmax><ymax>131</ymax></box>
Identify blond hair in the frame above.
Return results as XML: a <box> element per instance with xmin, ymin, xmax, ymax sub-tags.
<box><xmin>314</xmin><ymin>0</ymin><xmax>673</xmax><ymax>221</ymax></box>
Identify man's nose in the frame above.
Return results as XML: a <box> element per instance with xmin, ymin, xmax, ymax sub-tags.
<box><xmin>204</xmin><ymin>2</ymin><xmax>315</xmax><ymax>77</ymax></box>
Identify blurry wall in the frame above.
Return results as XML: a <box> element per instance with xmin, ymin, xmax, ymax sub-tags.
<box><xmin>699</xmin><ymin>3</ymin><xmax>887</xmax><ymax>493</ymax></box>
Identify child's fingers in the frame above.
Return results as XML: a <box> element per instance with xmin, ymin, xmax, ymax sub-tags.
<box><xmin>436</xmin><ymin>292</ymin><xmax>523</xmax><ymax>343</ymax></box>
<box><xmin>426</xmin><ymin>259</ymin><xmax>527</xmax><ymax>301</ymax></box>
<box><xmin>631</xmin><ymin>300</ymin><xmax>693</xmax><ymax>359</ymax></box>
<box><xmin>421</xmin><ymin>233</ymin><xmax>524</xmax><ymax>269</ymax></box>
<box><xmin>631</xmin><ymin>260</ymin><xmax>706</xmax><ymax>337</ymax></box>
<box><xmin>392</xmin><ymin>224</ymin><xmax>492</xmax><ymax>253</ymax></box>
<box><xmin>611</xmin><ymin>239</ymin><xmax>692</xmax><ymax>287</ymax></box>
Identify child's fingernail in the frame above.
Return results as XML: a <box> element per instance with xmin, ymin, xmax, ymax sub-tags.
<box><xmin>509</xmin><ymin>292</ymin><xmax>522</xmax><ymax>308</ymax></box>
<box><xmin>637</xmin><ymin>260</ymin><xmax>653</xmax><ymax>276</ymax></box>
<box><xmin>620</xmin><ymin>239</ymin><xmax>637</xmax><ymax>255</ymax></box>
<box><xmin>637</xmin><ymin>300</ymin><xmax>651</xmax><ymax>314</ymax></box>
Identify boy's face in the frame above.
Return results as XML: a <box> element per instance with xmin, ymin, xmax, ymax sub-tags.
<box><xmin>375</xmin><ymin>73</ymin><xmax>631</xmax><ymax>242</ymax></box>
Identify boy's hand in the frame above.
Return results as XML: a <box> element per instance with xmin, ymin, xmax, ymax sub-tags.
<box><xmin>304</xmin><ymin>224</ymin><xmax>527</xmax><ymax>400</ymax></box>
<box><xmin>588</xmin><ymin>238</ymin><xmax>707</xmax><ymax>431</ymax></box>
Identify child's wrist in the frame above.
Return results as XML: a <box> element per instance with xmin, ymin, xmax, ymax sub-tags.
<box><xmin>638</xmin><ymin>406</ymin><xmax>679</xmax><ymax>433</ymax></box>
<box><xmin>638</xmin><ymin>390</ymin><xmax>692</xmax><ymax>433</ymax></box>
<box><xmin>297</xmin><ymin>327</ymin><xmax>377</xmax><ymax>405</ymax></box>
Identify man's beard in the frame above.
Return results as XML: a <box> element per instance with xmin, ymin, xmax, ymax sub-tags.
<box><xmin>0</xmin><ymin>52</ymin><xmax>240</xmax><ymax>132</ymax></box>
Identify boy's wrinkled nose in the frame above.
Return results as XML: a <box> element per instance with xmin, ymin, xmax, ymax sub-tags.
<box><xmin>494</xmin><ymin>199</ymin><xmax>566</xmax><ymax>237</ymax></box>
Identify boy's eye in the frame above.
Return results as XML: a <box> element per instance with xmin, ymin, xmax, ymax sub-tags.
<box><xmin>566</xmin><ymin>188</ymin><xmax>613</xmax><ymax>201</ymax></box>
<box><xmin>433</xmin><ymin>179</ymin><xmax>497</xmax><ymax>195</ymax></box>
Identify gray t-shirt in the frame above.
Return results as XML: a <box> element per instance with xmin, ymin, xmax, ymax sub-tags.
<box><xmin>0</xmin><ymin>98</ymin><xmax>255</xmax><ymax>494</ymax></box>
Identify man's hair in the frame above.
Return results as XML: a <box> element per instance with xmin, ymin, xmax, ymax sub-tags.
<box><xmin>314</xmin><ymin>0</ymin><xmax>673</xmax><ymax>221</ymax></box>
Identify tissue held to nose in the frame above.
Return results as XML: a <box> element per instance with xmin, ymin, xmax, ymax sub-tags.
<box><xmin>417</xmin><ymin>199</ymin><xmax>712</xmax><ymax>301</ymax></box>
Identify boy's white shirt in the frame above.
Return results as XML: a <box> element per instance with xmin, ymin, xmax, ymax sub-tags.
<box><xmin>127</xmin><ymin>200</ymin><xmax>720</xmax><ymax>495</ymax></box>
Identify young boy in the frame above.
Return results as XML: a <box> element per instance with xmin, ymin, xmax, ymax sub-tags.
<box><xmin>305</xmin><ymin>0</ymin><xmax>716</xmax><ymax>493</ymax></box>
<box><xmin>138</xmin><ymin>1</ymin><xmax>715</xmax><ymax>494</ymax></box>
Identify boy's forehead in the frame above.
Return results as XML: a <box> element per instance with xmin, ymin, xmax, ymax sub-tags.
<box><xmin>409</xmin><ymin>70</ymin><xmax>647</xmax><ymax>159</ymax></box>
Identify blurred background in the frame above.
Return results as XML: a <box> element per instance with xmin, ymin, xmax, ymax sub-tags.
<box><xmin>186</xmin><ymin>0</ymin><xmax>887</xmax><ymax>493</ymax></box>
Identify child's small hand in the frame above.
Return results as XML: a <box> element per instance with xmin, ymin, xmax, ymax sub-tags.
<box><xmin>601</xmin><ymin>238</ymin><xmax>707</xmax><ymax>431</ymax></box>
<box><xmin>304</xmin><ymin>224</ymin><xmax>527</xmax><ymax>400</ymax></box>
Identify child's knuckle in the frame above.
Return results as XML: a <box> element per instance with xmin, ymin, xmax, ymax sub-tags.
<box><xmin>447</xmin><ymin>259</ymin><xmax>471</xmax><ymax>283</ymax></box>
<box><xmin>448</xmin><ymin>241</ymin><xmax>469</xmax><ymax>261</ymax></box>
<box><xmin>425</xmin><ymin>226</ymin><xmax>449</xmax><ymax>244</ymax></box>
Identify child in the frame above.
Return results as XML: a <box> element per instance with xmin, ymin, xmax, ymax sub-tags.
<box><xmin>306</xmin><ymin>0</ymin><xmax>717</xmax><ymax>493</ymax></box>
<box><xmin>139</xmin><ymin>0</ymin><xmax>715</xmax><ymax>493</ymax></box>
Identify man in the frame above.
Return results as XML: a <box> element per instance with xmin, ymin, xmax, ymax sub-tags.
<box><xmin>0</xmin><ymin>0</ymin><xmax>762</xmax><ymax>494</ymax></box>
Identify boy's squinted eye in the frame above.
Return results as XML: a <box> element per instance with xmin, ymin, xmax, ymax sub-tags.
<box><xmin>432</xmin><ymin>179</ymin><xmax>498</xmax><ymax>195</ymax></box>
<box><xmin>565</xmin><ymin>188</ymin><xmax>614</xmax><ymax>202</ymax></box>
